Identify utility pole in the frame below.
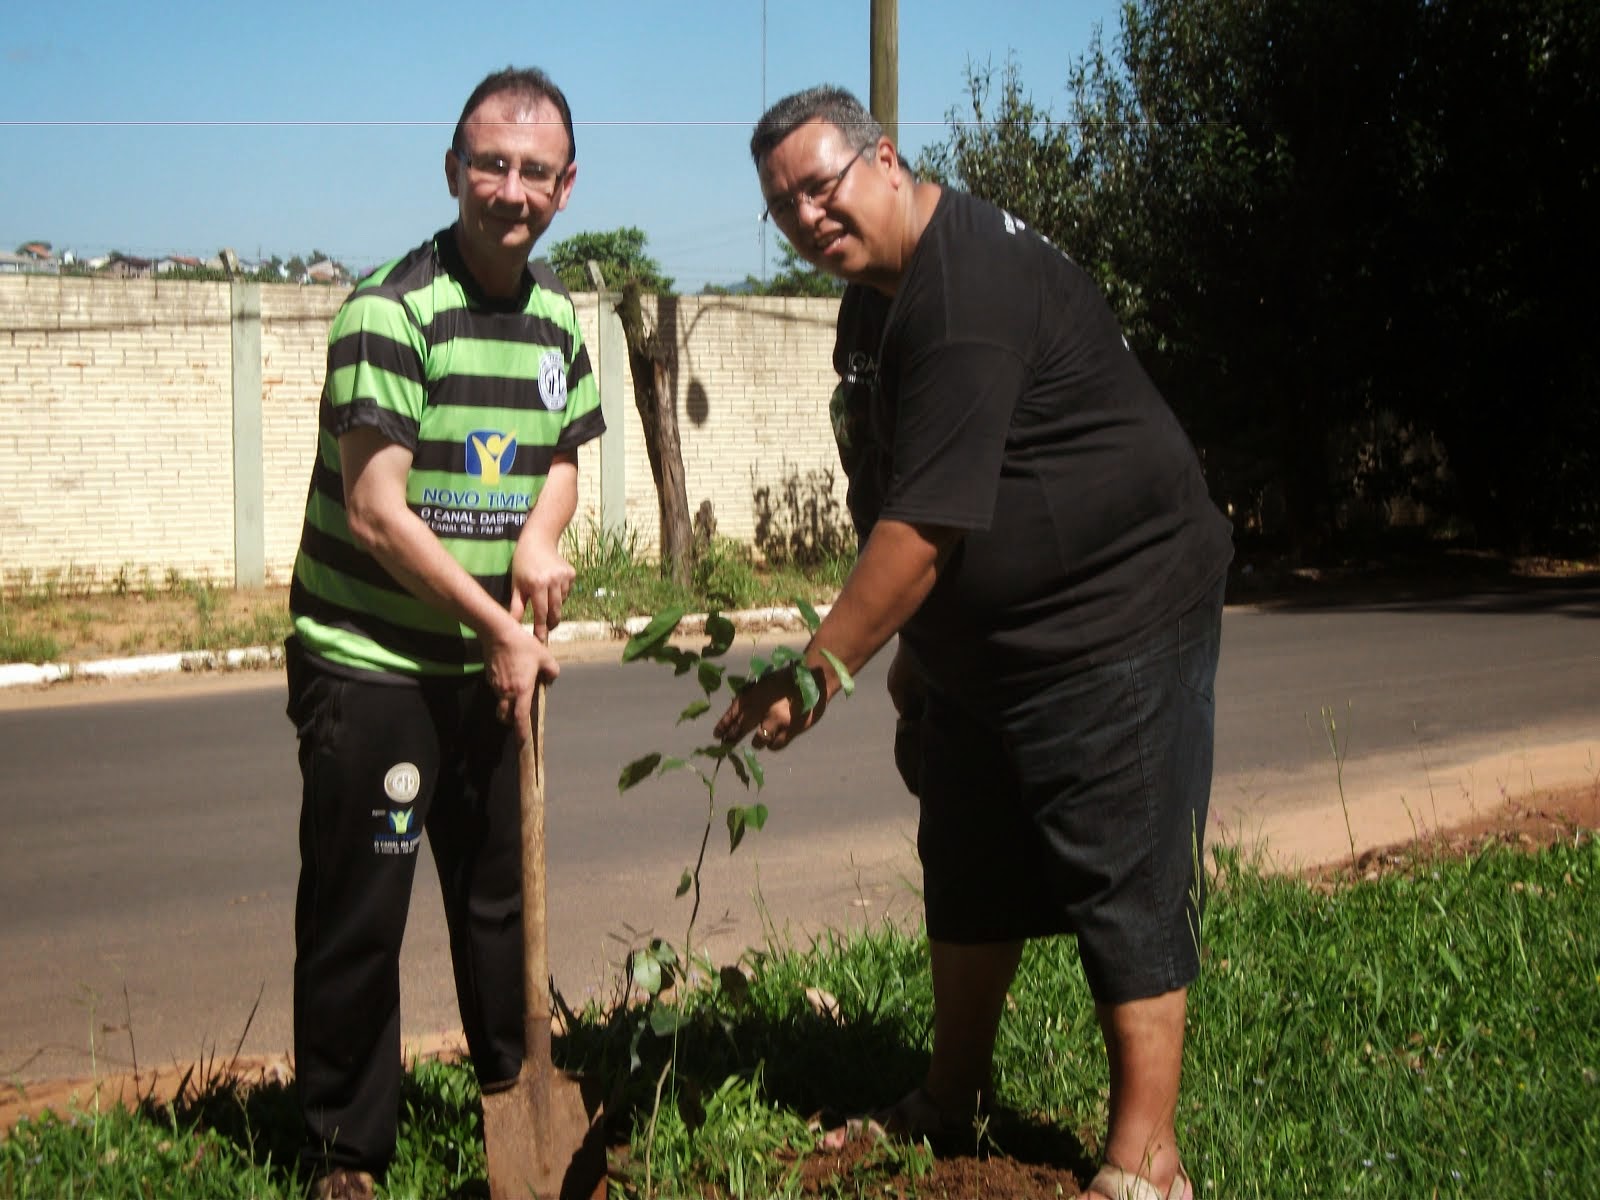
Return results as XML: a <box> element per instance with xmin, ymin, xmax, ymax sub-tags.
<box><xmin>870</xmin><ymin>0</ymin><xmax>898</xmax><ymax>146</ymax></box>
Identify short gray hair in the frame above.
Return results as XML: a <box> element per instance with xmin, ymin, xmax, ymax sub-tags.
<box><xmin>750</xmin><ymin>85</ymin><xmax>882</xmax><ymax>166</ymax></box>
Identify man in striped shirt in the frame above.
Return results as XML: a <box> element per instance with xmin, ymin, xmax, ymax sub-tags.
<box><xmin>284</xmin><ymin>66</ymin><xmax>603</xmax><ymax>1198</ymax></box>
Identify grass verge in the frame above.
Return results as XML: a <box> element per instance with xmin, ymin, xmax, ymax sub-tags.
<box><xmin>5</xmin><ymin>830</ymin><xmax>1595</xmax><ymax>1197</ymax></box>
<box><xmin>0</xmin><ymin>523</ymin><xmax>856</xmax><ymax>665</ymax></box>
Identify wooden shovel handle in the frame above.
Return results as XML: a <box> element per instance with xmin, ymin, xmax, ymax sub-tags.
<box><xmin>519</xmin><ymin>678</ymin><xmax>554</xmax><ymax>1068</ymax></box>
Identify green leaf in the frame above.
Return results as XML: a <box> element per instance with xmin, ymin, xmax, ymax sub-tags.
<box><xmin>703</xmin><ymin>612</ymin><xmax>736</xmax><ymax>657</ymax></box>
<box><xmin>631</xmin><ymin>949</ymin><xmax>662</xmax><ymax>995</ymax></box>
<box><xmin>628</xmin><ymin>1020</ymin><xmax>647</xmax><ymax>1072</ymax></box>
<box><xmin>693</xmin><ymin>743</ymin><xmax>732</xmax><ymax>763</ymax></box>
<box><xmin>819</xmin><ymin>650</ymin><xmax>853</xmax><ymax>697</ymax></box>
<box><xmin>795</xmin><ymin>597</ymin><xmax>822</xmax><ymax>632</ymax></box>
<box><xmin>618</xmin><ymin>752</ymin><xmax>663</xmax><ymax>792</ymax></box>
<box><xmin>727</xmin><ymin>803</ymin><xmax>772</xmax><ymax>853</ymax></box>
<box><xmin>727</xmin><ymin>805</ymin><xmax>750</xmax><ymax>852</ymax></box>
<box><xmin>678</xmin><ymin>699</ymin><xmax>710</xmax><ymax>724</ymax></box>
<box><xmin>1439</xmin><ymin>944</ymin><xmax>1467</xmax><ymax>986</ymax></box>
<box><xmin>741</xmin><ymin>747</ymin><xmax>765</xmax><ymax>790</ymax></box>
<box><xmin>729</xmin><ymin>752</ymin><xmax>751</xmax><ymax>789</ymax></box>
<box><xmin>649</xmin><ymin>1006</ymin><xmax>686</xmax><ymax>1036</ymax></box>
<box><xmin>665</xmin><ymin>646</ymin><xmax>697</xmax><ymax>676</ymax></box>
<box><xmin>748</xmin><ymin>656</ymin><xmax>771</xmax><ymax>680</ymax></box>
<box><xmin>770</xmin><ymin>645</ymin><xmax>802</xmax><ymax>667</ymax></box>
<box><xmin>675</xmin><ymin>870</ymin><xmax>693</xmax><ymax>898</ymax></box>
<box><xmin>697</xmin><ymin>659</ymin><xmax>725</xmax><ymax>694</ymax></box>
<box><xmin>622</xmin><ymin>608</ymin><xmax>684</xmax><ymax>661</ymax></box>
<box><xmin>792</xmin><ymin>663</ymin><xmax>821</xmax><ymax>713</ymax></box>
<box><xmin>726</xmin><ymin>673</ymin><xmax>749</xmax><ymax>693</ymax></box>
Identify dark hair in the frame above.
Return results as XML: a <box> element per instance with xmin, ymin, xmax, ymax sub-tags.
<box><xmin>452</xmin><ymin>66</ymin><xmax>576</xmax><ymax>166</ymax></box>
<box><xmin>750</xmin><ymin>85</ymin><xmax>882</xmax><ymax>166</ymax></box>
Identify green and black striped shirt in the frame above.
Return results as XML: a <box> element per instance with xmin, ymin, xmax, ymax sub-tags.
<box><xmin>290</xmin><ymin>226</ymin><xmax>604</xmax><ymax>678</ymax></box>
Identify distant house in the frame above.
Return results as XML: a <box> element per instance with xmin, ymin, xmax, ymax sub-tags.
<box><xmin>102</xmin><ymin>253</ymin><xmax>154</xmax><ymax>279</ymax></box>
<box><xmin>305</xmin><ymin>259</ymin><xmax>348</xmax><ymax>285</ymax></box>
<box><xmin>156</xmin><ymin>254</ymin><xmax>204</xmax><ymax>274</ymax></box>
<box><xmin>0</xmin><ymin>249</ymin><xmax>58</xmax><ymax>275</ymax></box>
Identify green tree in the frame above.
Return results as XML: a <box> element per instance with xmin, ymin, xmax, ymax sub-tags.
<box><xmin>544</xmin><ymin>226</ymin><xmax>674</xmax><ymax>295</ymax></box>
<box><xmin>736</xmin><ymin>243</ymin><xmax>845</xmax><ymax>298</ymax></box>
<box><xmin>921</xmin><ymin>0</ymin><xmax>1599</xmax><ymax>554</ymax></box>
<box><xmin>548</xmin><ymin>226</ymin><xmax>691</xmax><ymax>582</ymax></box>
<box><xmin>1390</xmin><ymin>0</ymin><xmax>1599</xmax><ymax>550</ymax></box>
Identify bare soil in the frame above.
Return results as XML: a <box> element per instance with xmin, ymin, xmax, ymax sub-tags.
<box><xmin>3</xmin><ymin>584</ymin><xmax>292</xmax><ymax>664</ymax></box>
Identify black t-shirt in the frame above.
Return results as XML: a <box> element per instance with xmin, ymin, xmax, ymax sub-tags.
<box><xmin>831</xmin><ymin>189</ymin><xmax>1233</xmax><ymax>699</ymax></box>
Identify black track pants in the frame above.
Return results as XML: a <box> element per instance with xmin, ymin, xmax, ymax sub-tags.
<box><xmin>286</xmin><ymin>643</ymin><xmax>524</xmax><ymax>1175</ymax></box>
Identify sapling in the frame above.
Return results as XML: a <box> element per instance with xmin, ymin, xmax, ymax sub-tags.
<box><xmin>614</xmin><ymin>600</ymin><xmax>856</xmax><ymax>1181</ymax></box>
<box><xmin>616</xmin><ymin>599</ymin><xmax>853</xmax><ymax>1002</ymax></box>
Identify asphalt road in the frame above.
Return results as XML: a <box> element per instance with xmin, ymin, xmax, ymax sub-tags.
<box><xmin>3</xmin><ymin>583</ymin><xmax>1597</xmax><ymax>1086</ymax></box>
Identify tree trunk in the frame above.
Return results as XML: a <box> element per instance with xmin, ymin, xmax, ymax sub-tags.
<box><xmin>615</xmin><ymin>282</ymin><xmax>694</xmax><ymax>588</ymax></box>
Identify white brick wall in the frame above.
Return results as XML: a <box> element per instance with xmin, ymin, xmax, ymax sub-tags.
<box><xmin>0</xmin><ymin>276</ymin><xmax>847</xmax><ymax>591</ymax></box>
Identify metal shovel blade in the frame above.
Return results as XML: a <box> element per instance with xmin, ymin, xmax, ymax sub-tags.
<box><xmin>483</xmin><ymin>682</ymin><xmax>606</xmax><ymax>1200</ymax></box>
<box><xmin>482</xmin><ymin>1062</ymin><xmax>605</xmax><ymax>1200</ymax></box>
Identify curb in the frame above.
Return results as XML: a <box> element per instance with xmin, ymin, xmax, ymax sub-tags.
<box><xmin>0</xmin><ymin>604</ymin><xmax>831</xmax><ymax>692</ymax></box>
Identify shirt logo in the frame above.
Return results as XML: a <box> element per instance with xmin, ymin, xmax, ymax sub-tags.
<box><xmin>538</xmin><ymin>349</ymin><xmax>567</xmax><ymax>411</ymax></box>
<box><xmin>831</xmin><ymin>350</ymin><xmax>880</xmax><ymax>466</ymax></box>
<box><xmin>466</xmin><ymin>431</ymin><xmax>517</xmax><ymax>487</ymax></box>
<box><xmin>388</xmin><ymin>808</ymin><xmax>415</xmax><ymax>835</ymax></box>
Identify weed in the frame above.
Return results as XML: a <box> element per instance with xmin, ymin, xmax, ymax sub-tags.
<box><xmin>693</xmin><ymin>537</ymin><xmax>762</xmax><ymax>611</ymax></box>
<box><xmin>0</xmin><ymin>628</ymin><xmax>60</xmax><ymax>665</ymax></box>
<box><xmin>1315</xmin><ymin>702</ymin><xmax>1359</xmax><ymax>866</ymax></box>
<box><xmin>751</xmin><ymin>462</ymin><xmax>855</xmax><ymax>569</ymax></box>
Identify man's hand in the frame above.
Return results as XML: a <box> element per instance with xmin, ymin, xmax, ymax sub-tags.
<box><xmin>483</xmin><ymin>620</ymin><xmax>560</xmax><ymax>741</ymax></box>
<box><xmin>714</xmin><ymin>666</ymin><xmax>826</xmax><ymax>753</ymax></box>
<box><xmin>511</xmin><ymin>538</ymin><xmax>575</xmax><ymax>642</ymax></box>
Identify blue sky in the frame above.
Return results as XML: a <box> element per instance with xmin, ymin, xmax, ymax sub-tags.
<box><xmin>1</xmin><ymin>1</ymin><xmax>1122</xmax><ymax>292</ymax></box>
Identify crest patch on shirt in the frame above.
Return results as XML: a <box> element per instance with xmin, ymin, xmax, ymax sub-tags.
<box><xmin>538</xmin><ymin>349</ymin><xmax>567</xmax><ymax>411</ymax></box>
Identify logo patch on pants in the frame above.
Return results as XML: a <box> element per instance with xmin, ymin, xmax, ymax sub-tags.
<box><xmin>374</xmin><ymin>762</ymin><xmax>422</xmax><ymax>854</ymax></box>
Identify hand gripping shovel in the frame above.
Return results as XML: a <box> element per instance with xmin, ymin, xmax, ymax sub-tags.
<box><xmin>483</xmin><ymin>680</ymin><xmax>607</xmax><ymax>1200</ymax></box>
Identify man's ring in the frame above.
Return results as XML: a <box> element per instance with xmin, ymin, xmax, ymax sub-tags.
<box><xmin>754</xmin><ymin>727</ymin><xmax>771</xmax><ymax>745</ymax></box>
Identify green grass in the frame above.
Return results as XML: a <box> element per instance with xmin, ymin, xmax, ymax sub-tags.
<box><xmin>0</xmin><ymin>627</ymin><xmax>60</xmax><ymax>665</ymax></box>
<box><xmin>0</xmin><ymin>528</ymin><xmax>856</xmax><ymax>665</ymax></box>
<box><xmin>559</xmin><ymin>519</ymin><xmax>851</xmax><ymax>632</ymax></box>
<box><xmin>7</xmin><ymin>833</ymin><xmax>1595</xmax><ymax>1197</ymax></box>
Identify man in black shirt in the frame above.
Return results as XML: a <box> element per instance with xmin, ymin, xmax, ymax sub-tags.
<box><xmin>717</xmin><ymin>86</ymin><xmax>1231</xmax><ymax>1200</ymax></box>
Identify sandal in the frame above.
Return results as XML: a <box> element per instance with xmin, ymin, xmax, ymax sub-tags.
<box><xmin>1088</xmin><ymin>1163</ymin><xmax>1194</xmax><ymax>1200</ymax></box>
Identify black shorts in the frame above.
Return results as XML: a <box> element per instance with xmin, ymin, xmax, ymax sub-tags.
<box><xmin>913</xmin><ymin>580</ymin><xmax>1224</xmax><ymax>1005</ymax></box>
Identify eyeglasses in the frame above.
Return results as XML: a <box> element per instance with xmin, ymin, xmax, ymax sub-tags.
<box><xmin>761</xmin><ymin>144</ymin><xmax>871</xmax><ymax>223</ymax></box>
<box><xmin>455</xmin><ymin>148</ymin><xmax>567</xmax><ymax>197</ymax></box>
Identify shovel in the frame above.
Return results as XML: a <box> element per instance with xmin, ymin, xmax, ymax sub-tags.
<box><xmin>483</xmin><ymin>679</ymin><xmax>607</xmax><ymax>1200</ymax></box>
